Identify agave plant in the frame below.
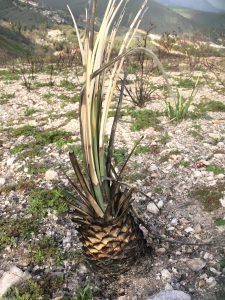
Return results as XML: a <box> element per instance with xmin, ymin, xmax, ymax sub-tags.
<box><xmin>65</xmin><ymin>0</ymin><xmax>168</xmax><ymax>275</ymax></box>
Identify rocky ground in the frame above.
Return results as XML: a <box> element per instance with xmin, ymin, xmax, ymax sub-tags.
<box><xmin>0</xmin><ymin>59</ymin><xmax>225</xmax><ymax>300</ymax></box>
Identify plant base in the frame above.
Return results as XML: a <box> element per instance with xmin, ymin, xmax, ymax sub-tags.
<box><xmin>77</xmin><ymin>213</ymin><xmax>150</xmax><ymax>276</ymax></box>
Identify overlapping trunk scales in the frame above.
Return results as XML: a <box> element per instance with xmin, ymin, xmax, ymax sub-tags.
<box><xmin>78</xmin><ymin>213</ymin><xmax>148</xmax><ymax>275</ymax></box>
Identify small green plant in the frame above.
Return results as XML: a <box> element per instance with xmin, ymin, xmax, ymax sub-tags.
<box><xmin>165</xmin><ymin>78</ymin><xmax>199</xmax><ymax>122</ymax></box>
<box><xmin>30</xmin><ymin>237</ymin><xmax>63</xmax><ymax>265</ymax></box>
<box><xmin>10</xmin><ymin>144</ymin><xmax>28</xmax><ymax>154</ymax></box>
<box><xmin>159</xmin><ymin>131</ymin><xmax>171</xmax><ymax>144</ymax></box>
<box><xmin>113</xmin><ymin>148</ymin><xmax>128</xmax><ymax>165</ymax></box>
<box><xmin>0</xmin><ymin>69</ymin><xmax>20</xmax><ymax>81</ymax></box>
<box><xmin>27</xmin><ymin>188</ymin><xmax>68</xmax><ymax>218</ymax></box>
<box><xmin>60</xmin><ymin>79</ymin><xmax>77</xmax><ymax>90</ymax></box>
<box><xmin>188</xmin><ymin>129</ymin><xmax>204</xmax><ymax>140</ymax></box>
<box><xmin>24</xmin><ymin>107</ymin><xmax>39</xmax><ymax>116</ymax></box>
<box><xmin>194</xmin><ymin>100</ymin><xmax>225</xmax><ymax>113</ymax></box>
<box><xmin>214</xmin><ymin>219</ymin><xmax>225</xmax><ymax>226</ymax></box>
<box><xmin>11</xmin><ymin>126</ymin><xmax>73</xmax><ymax>148</ymax></box>
<box><xmin>134</xmin><ymin>145</ymin><xmax>150</xmax><ymax>155</ymax></box>
<box><xmin>177</xmin><ymin>78</ymin><xmax>195</xmax><ymax>89</ymax></box>
<box><xmin>6</xmin><ymin>276</ymin><xmax>64</xmax><ymax>300</ymax></box>
<box><xmin>75</xmin><ymin>285</ymin><xmax>96</xmax><ymax>300</ymax></box>
<box><xmin>26</xmin><ymin>162</ymin><xmax>46</xmax><ymax>175</ymax></box>
<box><xmin>190</xmin><ymin>184</ymin><xmax>224</xmax><ymax>212</ymax></box>
<box><xmin>128</xmin><ymin>108</ymin><xmax>161</xmax><ymax>131</ymax></box>
<box><xmin>206</xmin><ymin>164</ymin><xmax>225</xmax><ymax>175</ymax></box>
<box><xmin>43</xmin><ymin>92</ymin><xmax>55</xmax><ymax>100</ymax></box>
<box><xmin>0</xmin><ymin>218</ymin><xmax>39</xmax><ymax>251</ymax></box>
<box><xmin>59</xmin><ymin>93</ymin><xmax>80</xmax><ymax>103</ymax></box>
<box><xmin>159</xmin><ymin>149</ymin><xmax>181</xmax><ymax>163</ymax></box>
<box><xmin>180</xmin><ymin>160</ymin><xmax>190</xmax><ymax>168</ymax></box>
<box><xmin>0</xmin><ymin>92</ymin><xmax>15</xmax><ymax>104</ymax></box>
<box><xmin>220</xmin><ymin>259</ymin><xmax>225</xmax><ymax>269</ymax></box>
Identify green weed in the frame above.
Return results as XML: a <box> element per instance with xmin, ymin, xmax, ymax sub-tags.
<box><xmin>76</xmin><ymin>285</ymin><xmax>96</xmax><ymax>300</ymax></box>
<box><xmin>177</xmin><ymin>78</ymin><xmax>195</xmax><ymax>89</ymax></box>
<box><xmin>180</xmin><ymin>160</ymin><xmax>191</xmax><ymax>168</ymax></box>
<box><xmin>214</xmin><ymin>219</ymin><xmax>225</xmax><ymax>226</ymax></box>
<box><xmin>190</xmin><ymin>184</ymin><xmax>224</xmax><ymax>212</ymax></box>
<box><xmin>11</xmin><ymin>126</ymin><xmax>73</xmax><ymax>149</ymax></box>
<box><xmin>30</xmin><ymin>237</ymin><xmax>64</xmax><ymax>266</ymax></box>
<box><xmin>26</xmin><ymin>162</ymin><xmax>46</xmax><ymax>175</ymax></box>
<box><xmin>59</xmin><ymin>93</ymin><xmax>80</xmax><ymax>103</ymax></box>
<box><xmin>0</xmin><ymin>218</ymin><xmax>39</xmax><ymax>252</ymax></box>
<box><xmin>113</xmin><ymin>148</ymin><xmax>128</xmax><ymax>165</ymax></box>
<box><xmin>43</xmin><ymin>92</ymin><xmax>55</xmax><ymax>100</ymax></box>
<box><xmin>159</xmin><ymin>150</ymin><xmax>181</xmax><ymax>163</ymax></box>
<box><xmin>24</xmin><ymin>107</ymin><xmax>39</xmax><ymax>116</ymax></box>
<box><xmin>128</xmin><ymin>108</ymin><xmax>161</xmax><ymax>131</ymax></box>
<box><xmin>159</xmin><ymin>131</ymin><xmax>171</xmax><ymax>144</ymax></box>
<box><xmin>206</xmin><ymin>164</ymin><xmax>225</xmax><ymax>175</ymax></box>
<box><xmin>194</xmin><ymin>100</ymin><xmax>225</xmax><ymax>113</ymax></box>
<box><xmin>0</xmin><ymin>92</ymin><xmax>15</xmax><ymax>104</ymax></box>
<box><xmin>0</xmin><ymin>69</ymin><xmax>20</xmax><ymax>81</ymax></box>
<box><xmin>134</xmin><ymin>145</ymin><xmax>151</xmax><ymax>155</ymax></box>
<box><xmin>188</xmin><ymin>129</ymin><xmax>204</xmax><ymax>140</ymax></box>
<box><xmin>60</xmin><ymin>79</ymin><xmax>77</xmax><ymax>90</ymax></box>
<box><xmin>27</xmin><ymin>188</ymin><xmax>68</xmax><ymax>218</ymax></box>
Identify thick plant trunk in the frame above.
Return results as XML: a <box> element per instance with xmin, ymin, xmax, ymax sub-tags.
<box><xmin>77</xmin><ymin>213</ymin><xmax>149</xmax><ymax>276</ymax></box>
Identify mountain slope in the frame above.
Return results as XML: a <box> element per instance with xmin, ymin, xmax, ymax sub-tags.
<box><xmin>0</xmin><ymin>0</ymin><xmax>48</xmax><ymax>28</ymax></box>
<box><xmin>155</xmin><ymin>0</ymin><xmax>224</xmax><ymax>13</ymax></box>
<box><xmin>0</xmin><ymin>24</ymin><xmax>33</xmax><ymax>62</ymax></box>
<box><xmin>173</xmin><ymin>8</ymin><xmax>225</xmax><ymax>31</ymax></box>
<box><xmin>37</xmin><ymin>0</ymin><xmax>195</xmax><ymax>33</ymax></box>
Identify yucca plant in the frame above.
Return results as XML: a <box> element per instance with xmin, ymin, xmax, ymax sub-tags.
<box><xmin>164</xmin><ymin>78</ymin><xmax>199</xmax><ymax>122</ymax></box>
<box><xmin>65</xmin><ymin>0</ymin><xmax>169</xmax><ymax>275</ymax></box>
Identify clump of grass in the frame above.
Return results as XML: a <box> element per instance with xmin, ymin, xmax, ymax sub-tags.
<box><xmin>43</xmin><ymin>92</ymin><xmax>55</xmax><ymax>100</ymax></box>
<box><xmin>11</xmin><ymin>125</ymin><xmax>38</xmax><ymax>137</ymax></box>
<box><xmin>180</xmin><ymin>160</ymin><xmax>191</xmax><ymax>168</ymax></box>
<box><xmin>177</xmin><ymin>78</ymin><xmax>195</xmax><ymax>89</ymax></box>
<box><xmin>59</xmin><ymin>93</ymin><xmax>80</xmax><ymax>103</ymax></box>
<box><xmin>214</xmin><ymin>219</ymin><xmax>225</xmax><ymax>226</ymax></box>
<box><xmin>33</xmin><ymin>81</ymin><xmax>54</xmax><ymax>89</ymax></box>
<box><xmin>159</xmin><ymin>149</ymin><xmax>181</xmax><ymax>163</ymax></box>
<box><xmin>6</xmin><ymin>276</ymin><xmax>65</xmax><ymax>300</ymax></box>
<box><xmin>134</xmin><ymin>145</ymin><xmax>151</xmax><ymax>155</ymax></box>
<box><xmin>159</xmin><ymin>131</ymin><xmax>171</xmax><ymax>144</ymax></box>
<box><xmin>60</xmin><ymin>79</ymin><xmax>77</xmax><ymax>90</ymax></box>
<box><xmin>188</xmin><ymin>129</ymin><xmax>204</xmax><ymax>140</ymax></box>
<box><xmin>10</xmin><ymin>144</ymin><xmax>28</xmax><ymax>154</ymax></box>
<box><xmin>206</xmin><ymin>164</ymin><xmax>225</xmax><ymax>175</ymax></box>
<box><xmin>190</xmin><ymin>184</ymin><xmax>224</xmax><ymax>212</ymax></box>
<box><xmin>113</xmin><ymin>148</ymin><xmax>128</xmax><ymax>165</ymax></box>
<box><xmin>76</xmin><ymin>285</ymin><xmax>96</xmax><ymax>300</ymax></box>
<box><xmin>30</xmin><ymin>237</ymin><xmax>64</xmax><ymax>265</ymax></box>
<box><xmin>0</xmin><ymin>218</ymin><xmax>39</xmax><ymax>251</ymax></box>
<box><xmin>26</xmin><ymin>162</ymin><xmax>47</xmax><ymax>175</ymax></box>
<box><xmin>128</xmin><ymin>109</ymin><xmax>162</xmax><ymax>131</ymax></box>
<box><xmin>0</xmin><ymin>69</ymin><xmax>20</xmax><ymax>81</ymax></box>
<box><xmin>24</xmin><ymin>107</ymin><xmax>39</xmax><ymax>116</ymax></box>
<box><xmin>27</xmin><ymin>188</ymin><xmax>68</xmax><ymax>218</ymax></box>
<box><xmin>194</xmin><ymin>100</ymin><xmax>225</xmax><ymax>113</ymax></box>
<box><xmin>0</xmin><ymin>92</ymin><xmax>15</xmax><ymax>104</ymax></box>
<box><xmin>165</xmin><ymin>78</ymin><xmax>199</xmax><ymax>121</ymax></box>
<box><xmin>11</xmin><ymin>126</ymin><xmax>74</xmax><ymax>149</ymax></box>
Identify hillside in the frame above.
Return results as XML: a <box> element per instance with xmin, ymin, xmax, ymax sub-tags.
<box><xmin>173</xmin><ymin>8</ymin><xmax>225</xmax><ymax>30</ymax></box>
<box><xmin>0</xmin><ymin>24</ymin><xmax>33</xmax><ymax>63</ymax></box>
<box><xmin>0</xmin><ymin>0</ymin><xmax>48</xmax><ymax>29</ymax></box>
<box><xmin>155</xmin><ymin>0</ymin><xmax>225</xmax><ymax>13</ymax></box>
<box><xmin>38</xmin><ymin>0</ymin><xmax>195</xmax><ymax>33</ymax></box>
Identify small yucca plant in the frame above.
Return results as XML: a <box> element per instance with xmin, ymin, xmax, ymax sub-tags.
<box><xmin>165</xmin><ymin>78</ymin><xmax>199</xmax><ymax>122</ymax></box>
<box><xmin>65</xmin><ymin>0</ymin><xmax>167</xmax><ymax>275</ymax></box>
